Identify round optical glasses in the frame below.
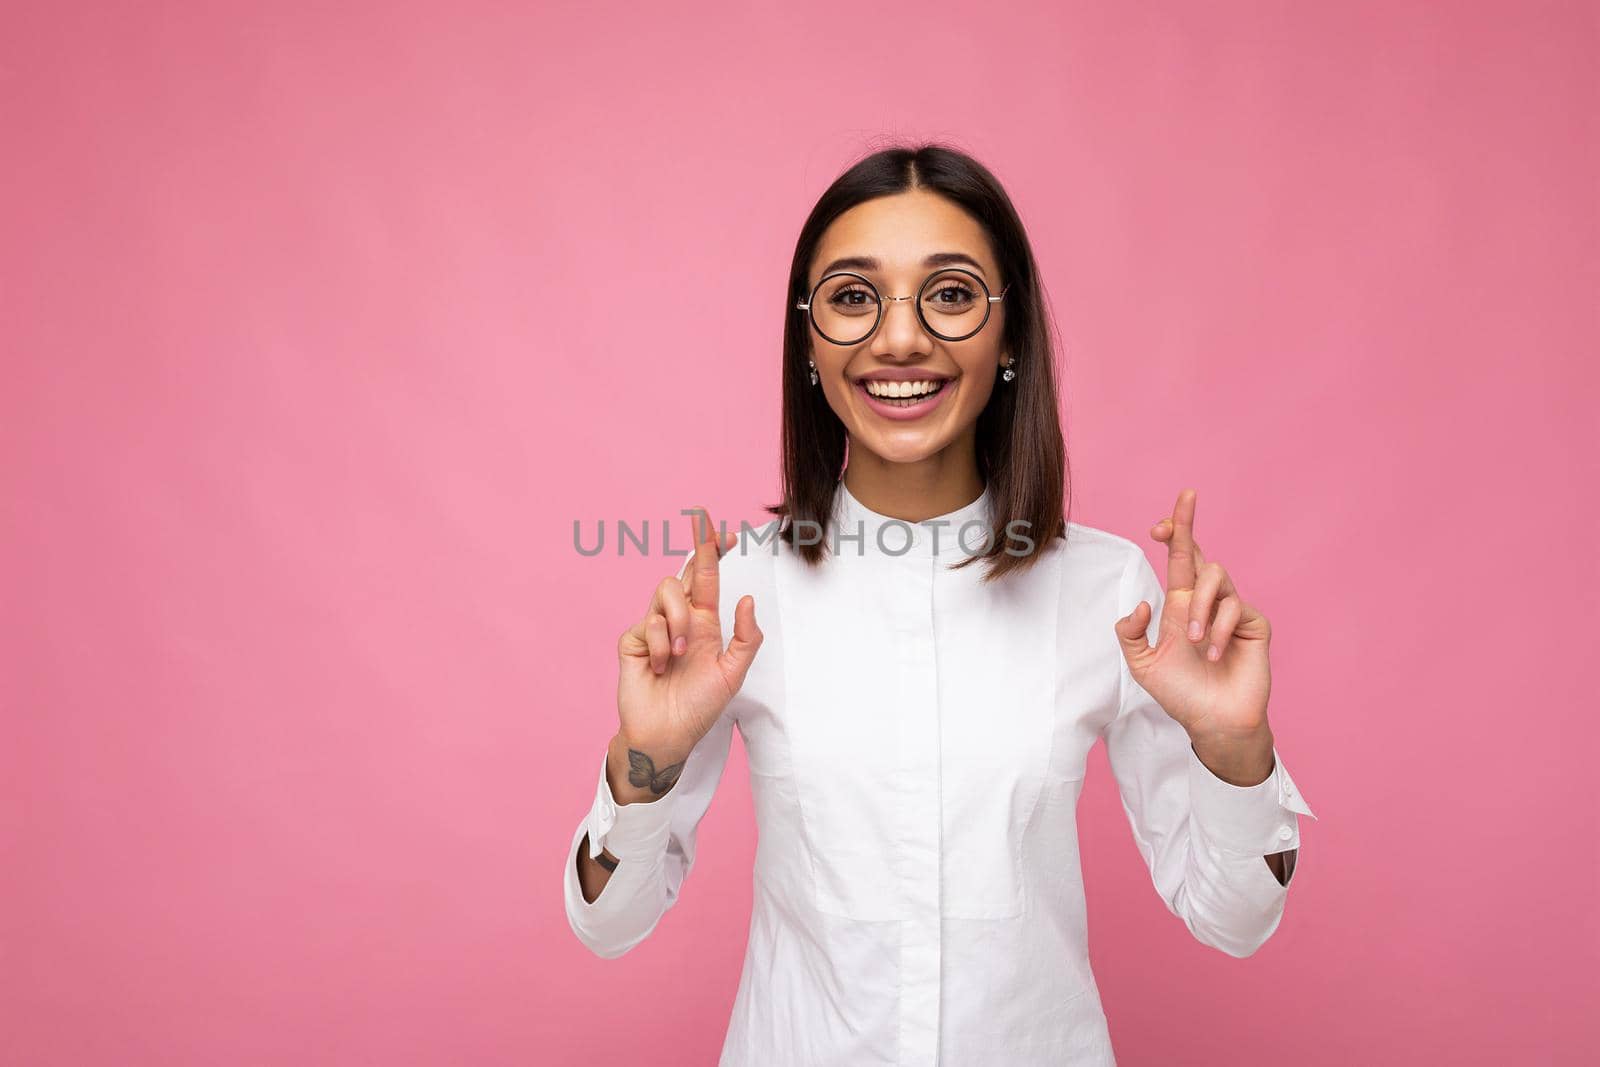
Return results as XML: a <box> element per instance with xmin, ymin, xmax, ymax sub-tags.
<box><xmin>796</xmin><ymin>268</ymin><xmax>1010</xmax><ymax>346</ymax></box>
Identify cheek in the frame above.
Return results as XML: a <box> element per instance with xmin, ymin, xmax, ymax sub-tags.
<box><xmin>957</xmin><ymin>375</ymin><xmax>998</xmax><ymax>418</ymax></box>
<box><xmin>953</xmin><ymin>352</ymin><xmax>1002</xmax><ymax>412</ymax></box>
<box><xmin>809</xmin><ymin>340</ymin><xmax>845</xmax><ymax>377</ymax></box>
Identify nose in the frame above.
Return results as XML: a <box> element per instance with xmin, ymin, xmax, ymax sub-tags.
<box><xmin>868</xmin><ymin>294</ymin><xmax>933</xmax><ymax>360</ymax></box>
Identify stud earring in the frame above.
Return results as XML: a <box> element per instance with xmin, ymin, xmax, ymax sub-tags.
<box><xmin>1002</xmin><ymin>359</ymin><xmax>1017</xmax><ymax>383</ymax></box>
<box><xmin>808</xmin><ymin>360</ymin><xmax>819</xmax><ymax>386</ymax></box>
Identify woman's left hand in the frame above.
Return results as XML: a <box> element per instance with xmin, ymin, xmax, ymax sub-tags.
<box><xmin>1113</xmin><ymin>488</ymin><xmax>1275</xmax><ymax>782</ymax></box>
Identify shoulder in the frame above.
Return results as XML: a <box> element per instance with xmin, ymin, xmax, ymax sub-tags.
<box><xmin>1050</xmin><ymin>520</ymin><xmax>1147</xmax><ymax>577</ymax></box>
<box><xmin>1032</xmin><ymin>522</ymin><xmax>1159</xmax><ymax>614</ymax></box>
<box><xmin>712</xmin><ymin>515</ymin><xmax>785</xmax><ymax>598</ymax></box>
<box><xmin>965</xmin><ymin>520</ymin><xmax>1143</xmax><ymax>601</ymax></box>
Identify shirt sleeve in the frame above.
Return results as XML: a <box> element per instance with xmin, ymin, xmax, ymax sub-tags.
<box><xmin>1101</xmin><ymin>545</ymin><xmax>1317</xmax><ymax>958</ymax></box>
<box><xmin>562</xmin><ymin>709</ymin><xmax>737</xmax><ymax>959</ymax></box>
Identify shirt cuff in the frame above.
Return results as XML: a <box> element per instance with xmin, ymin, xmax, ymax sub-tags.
<box><xmin>583</xmin><ymin>746</ymin><xmax>680</xmax><ymax>862</ymax></box>
<box><xmin>1187</xmin><ymin>744</ymin><xmax>1316</xmax><ymax>855</ymax></box>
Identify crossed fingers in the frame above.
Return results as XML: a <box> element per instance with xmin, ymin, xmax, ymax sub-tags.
<box><xmin>639</xmin><ymin>506</ymin><xmax>736</xmax><ymax>673</ymax></box>
<box><xmin>1151</xmin><ymin>488</ymin><xmax>1262</xmax><ymax>661</ymax></box>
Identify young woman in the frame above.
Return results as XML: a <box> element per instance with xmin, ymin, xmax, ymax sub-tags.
<box><xmin>562</xmin><ymin>143</ymin><xmax>1315</xmax><ymax>1066</ymax></box>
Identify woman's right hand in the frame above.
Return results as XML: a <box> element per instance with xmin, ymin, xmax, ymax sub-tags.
<box><xmin>614</xmin><ymin>506</ymin><xmax>763</xmax><ymax>792</ymax></box>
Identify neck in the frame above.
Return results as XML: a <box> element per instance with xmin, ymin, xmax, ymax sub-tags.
<box><xmin>841</xmin><ymin>434</ymin><xmax>984</xmax><ymax>523</ymax></box>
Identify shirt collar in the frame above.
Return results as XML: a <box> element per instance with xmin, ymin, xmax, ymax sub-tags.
<box><xmin>832</xmin><ymin>479</ymin><xmax>994</xmax><ymax>559</ymax></box>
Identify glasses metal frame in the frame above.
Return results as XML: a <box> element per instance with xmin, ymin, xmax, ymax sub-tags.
<box><xmin>795</xmin><ymin>267</ymin><xmax>1010</xmax><ymax>345</ymax></box>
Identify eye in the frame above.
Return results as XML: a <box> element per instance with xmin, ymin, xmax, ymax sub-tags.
<box><xmin>925</xmin><ymin>280</ymin><xmax>979</xmax><ymax>312</ymax></box>
<box><xmin>826</xmin><ymin>283</ymin><xmax>878</xmax><ymax>314</ymax></box>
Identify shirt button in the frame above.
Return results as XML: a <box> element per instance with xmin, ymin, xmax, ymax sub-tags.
<box><xmin>1277</xmin><ymin>825</ymin><xmax>1294</xmax><ymax>841</ymax></box>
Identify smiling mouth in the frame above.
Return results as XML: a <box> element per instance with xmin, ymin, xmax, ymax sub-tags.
<box><xmin>858</xmin><ymin>378</ymin><xmax>951</xmax><ymax>407</ymax></box>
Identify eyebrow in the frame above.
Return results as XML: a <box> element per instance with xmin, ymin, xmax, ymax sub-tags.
<box><xmin>816</xmin><ymin>252</ymin><xmax>989</xmax><ymax>280</ymax></box>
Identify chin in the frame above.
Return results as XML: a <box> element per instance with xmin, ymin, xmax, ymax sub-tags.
<box><xmin>850</xmin><ymin>429</ymin><xmax>953</xmax><ymax>466</ymax></box>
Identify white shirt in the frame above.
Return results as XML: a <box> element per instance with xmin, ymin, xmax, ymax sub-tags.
<box><xmin>563</xmin><ymin>482</ymin><xmax>1315</xmax><ymax>1066</ymax></box>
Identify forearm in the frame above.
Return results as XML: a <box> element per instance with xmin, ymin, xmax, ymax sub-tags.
<box><xmin>1188</xmin><ymin>724</ymin><xmax>1293</xmax><ymax>884</ymax></box>
<box><xmin>574</xmin><ymin>731</ymin><xmax>690</xmax><ymax>904</ymax></box>
<box><xmin>574</xmin><ymin>833</ymin><xmax>620</xmax><ymax>903</ymax></box>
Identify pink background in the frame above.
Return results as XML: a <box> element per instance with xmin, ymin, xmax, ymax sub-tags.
<box><xmin>4</xmin><ymin>2</ymin><xmax>1595</xmax><ymax>1064</ymax></box>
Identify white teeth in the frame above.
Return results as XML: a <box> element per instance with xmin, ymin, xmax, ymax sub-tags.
<box><xmin>864</xmin><ymin>379</ymin><xmax>944</xmax><ymax>398</ymax></box>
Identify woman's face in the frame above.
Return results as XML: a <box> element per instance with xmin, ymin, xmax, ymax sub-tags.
<box><xmin>805</xmin><ymin>189</ymin><xmax>1010</xmax><ymax>466</ymax></box>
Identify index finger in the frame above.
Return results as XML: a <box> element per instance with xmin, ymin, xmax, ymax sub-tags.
<box><xmin>684</xmin><ymin>504</ymin><xmax>722</xmax><ymax>612</ymax></box>
<box><xmin>1165</xmin><ymin>488</ymin><xmax>1199</xmax><ymax>591</ymax></box>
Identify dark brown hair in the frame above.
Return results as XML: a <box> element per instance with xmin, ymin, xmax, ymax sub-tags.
<box><xmin>765</xmin><ymin>141</ymin><xmax>1069</xmax><ymax>582</ymax></box>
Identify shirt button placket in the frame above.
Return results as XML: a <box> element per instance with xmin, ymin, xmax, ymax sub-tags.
<box><xmin>889</xmin><ymin>525</ymin><xmax>942</xmax><ymax>1066</ymax></box>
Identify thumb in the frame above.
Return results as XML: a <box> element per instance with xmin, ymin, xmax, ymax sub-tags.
<box><xmin>718</xmin><ymin>595</ymin><xmax>764</xmax><ymax>689</ymax></box>
<box><xmin>1114</xmin><ymin>600</ymin><xmax>1155</xmax><ymax>667</ymax></box>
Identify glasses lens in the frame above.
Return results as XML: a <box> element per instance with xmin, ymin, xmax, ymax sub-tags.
<box><xmin>919</xmin><ymin>269</ymin><xmax>993</xmax><ymax>341</ymax></box>
<box><xmin>810</xmin><ymin>273</ymin><xmax>880</xmax><ymax>345</ymax></box>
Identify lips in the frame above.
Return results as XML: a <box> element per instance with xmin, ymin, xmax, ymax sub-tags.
<box><xmin>852</xmin><ymin>375</ymin><xmax>957</xmax><ymax>421</ymax></box>
<box><xmin>853</xmin><ymin>368</ymin><xmax>955</xmax><ymax>383</ymax></box>
<box><xmin>861</xmin><ymin>378</ymin><xmax>948</xmax><ymax>401</ymax></box>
